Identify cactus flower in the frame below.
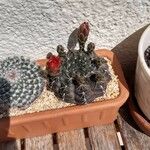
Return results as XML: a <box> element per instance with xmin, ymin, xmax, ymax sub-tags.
<box><xmin>47</xmin><ymin>55</ymin><xmax>61</xmax><ymax>75</ymax></box>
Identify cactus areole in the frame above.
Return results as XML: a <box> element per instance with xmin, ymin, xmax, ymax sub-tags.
<box><xmin>46</xmin><ymin>22</ymin><xmax>112</xmax><ymax>104</ymax></box>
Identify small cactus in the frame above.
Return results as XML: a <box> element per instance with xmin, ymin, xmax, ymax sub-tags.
<box><xmin>0</xmin><ymin>56</ymin><xmax>45</xmax><ymax>108</ymax></box>
<box><xmin>144</xmin><ymin>46</ymin><xmax>150</xmax><ymax>67</ymax></box>
<box><xmin>46</xmin><ymin>22</ymin><xmax>112</xmax><ymax>104</ymax></box>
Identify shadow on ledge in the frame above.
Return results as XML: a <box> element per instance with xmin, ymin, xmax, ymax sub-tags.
<box><xmin>112</xmin><ymin>24</ymin><xmax>150</xmax><ymax>133</ymax></box>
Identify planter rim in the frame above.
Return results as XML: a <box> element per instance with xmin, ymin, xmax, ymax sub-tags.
<box><xmin>138</xmin><ymin>25</ymin><xmax>150</xmax><ymax>76</ymax></box>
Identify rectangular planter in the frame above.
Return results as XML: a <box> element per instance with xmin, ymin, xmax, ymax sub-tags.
<box><xmin>0</xmin><ymin>49</ymin><xmax>129</xmax><ymax>141</ymax></box>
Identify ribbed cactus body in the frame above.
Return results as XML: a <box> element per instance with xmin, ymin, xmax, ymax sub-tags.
<box><xmin>47</xmin><ymin>48</ymin><xmax>111</xmax><ymax>105</ymax></box>
<box><xmin>0</xmin><ymin>56</ymin><xmax>44</xmax><ymax>108</ymax></box>
<box><xmin>46</xmin><ymin>22</ymin><xmax>112</xmax><ymax>104</ymax></box>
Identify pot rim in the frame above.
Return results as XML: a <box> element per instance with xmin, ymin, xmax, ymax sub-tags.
<box><xmin>138</xmin><ymin>25</ymin><xmax>150</xmax><ymax>76</ymax></box>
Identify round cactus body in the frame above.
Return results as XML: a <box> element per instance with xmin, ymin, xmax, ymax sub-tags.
<box><xmin>0</xmin><ymin>56</ymin><xmax>45</xmax><ymax>108</ymax></box>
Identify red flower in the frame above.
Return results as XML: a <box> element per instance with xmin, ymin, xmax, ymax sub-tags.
<box><xmin>47</xmin><ymin>55</ymin><xmax>61</xmax><ymax>75</ymax></box>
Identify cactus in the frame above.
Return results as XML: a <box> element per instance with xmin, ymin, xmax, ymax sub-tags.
<box><xmin>144</xmin><ymin>46</ymin><xmax>150</xmax><ymax>67</ymax></box>
<box><xmin>0</xmin><ymin>56</ymin><xmax>45</xmax><ymax>108</ymax></box>
<box><xmin>46</xmin><ymin>22</ymin><xmax>111</xmax><ymax>104</ymax></box>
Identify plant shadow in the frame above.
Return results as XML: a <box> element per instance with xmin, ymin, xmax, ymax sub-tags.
<box><xmin>67</xmin><ymin>28</ymin><xmax>79</xmax><ymax>50</ymax></box>
<box><xmin>112</xmin><ymin>24</ymin><xmax>150</xmax><ymax>133</ymax></box>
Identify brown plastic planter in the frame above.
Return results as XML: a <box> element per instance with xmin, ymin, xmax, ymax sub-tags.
<box><xmin>128</xmin><ymin>96</ymin><xmax>150</xmax><ymax>136</ymax></box>
<box><xmin>0</xmin><ymin>49</ymin><xmax>129</xmax><ymax>141</ymax></box>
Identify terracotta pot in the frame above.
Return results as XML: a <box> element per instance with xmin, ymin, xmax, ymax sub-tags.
<box><xmin>128</xmin><ymin>96</ymin><xmax>150</xmax><ymax>136</ymax></box>
<box><xmin>135</xmin><ymin>25</ymin><xmax>150</xmax><ymax>120</ymax></box>
<box><xmin>0</xmin><ymin>49</ymin><xmax>129</xmax><ymax>141</ymax></box>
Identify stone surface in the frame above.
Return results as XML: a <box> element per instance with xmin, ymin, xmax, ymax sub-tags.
<box><xmin>0</xmin><ymin>0</ymin><xmax>150</xmax><ymax>60</ymax></box>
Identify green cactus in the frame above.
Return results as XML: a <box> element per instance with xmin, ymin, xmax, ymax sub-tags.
<box><xmin>46</xmin><ymin>22</ymin><xmax>111</xmax><ymax>104</ymax></box>
<box><xmin>0</xmin><ymin>56</ymin><xmax>45</xmax><ymax>108</ymax></box>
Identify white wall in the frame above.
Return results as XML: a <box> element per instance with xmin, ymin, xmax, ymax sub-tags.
<box><xmin>0</xmin><ymin>0</ymin><xmax>149</xmax><ymax>60</ymax></box>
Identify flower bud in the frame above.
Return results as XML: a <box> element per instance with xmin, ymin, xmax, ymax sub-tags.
<box><xmin>78</xmin><ymin>22</ymin><xmax>90</xmax><ymax>43</ymax></box>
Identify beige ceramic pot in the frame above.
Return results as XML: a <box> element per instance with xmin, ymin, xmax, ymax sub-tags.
<box><xmin>135</xmin><ymin>25</ymin><xmax>150</xmax><ymax>120</ymax></box>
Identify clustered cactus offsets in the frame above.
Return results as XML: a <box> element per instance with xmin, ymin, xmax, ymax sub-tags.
<box><xmin>0</xmin><ymin>56</ymin><xmax>45</xmax><ymax>108</ymax></box>
<box><xmin>46</xmin><ymin>22</ymin><xmax>112</xmax><ymax>104</ymax></box>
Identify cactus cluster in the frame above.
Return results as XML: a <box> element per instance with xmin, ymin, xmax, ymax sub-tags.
<box><xmin>46</xmin><ymin>22</ymin><xmax>112</xmax><ymax>104</ymax></box>
<box><xmin>144</xmin><ymin>46</ymin><xmax>150</xmax><ymax>67</ymax></box>
<box><xmin>0</xmin><ymin>56</ymin><xmax>44</xmax><ymax>108</ymax></box>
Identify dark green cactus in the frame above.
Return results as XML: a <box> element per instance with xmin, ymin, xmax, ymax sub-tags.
<box><xmin>46</xmin><ymin>22</ymin><xmax>111</xmax><ymax>104</ymax></box>
<box><xmin>0</xmin><ymin>56</ymin><xmax>45</xmax><ymax>108</ymax></box>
